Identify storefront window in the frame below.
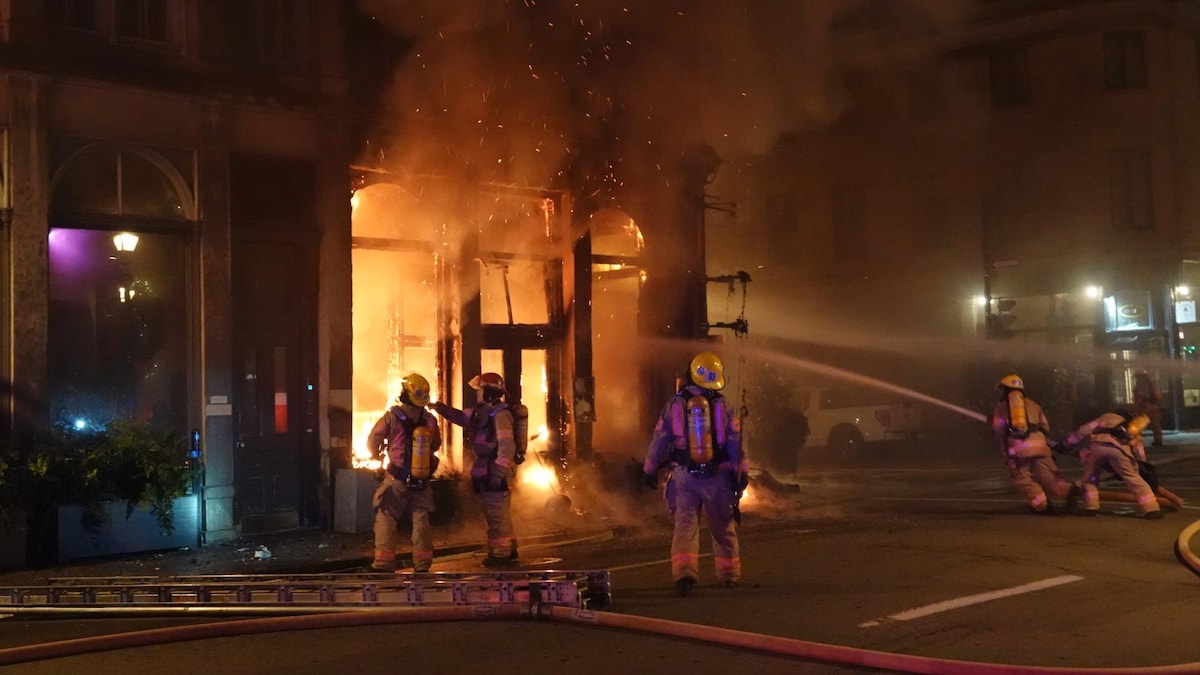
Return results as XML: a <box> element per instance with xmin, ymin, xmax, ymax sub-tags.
<box><xmin>47</xmin><ymin>228</ymin><xmax>189</xmax><ymax>432</ymax></box>
<box><xmin>1103</xmin><ymin>290</ymin><xmax>1153</xmax><ymax>332</ymax></box>
<box><xmin>350</xmin><ymin>183</ymin><xmax>439</xmax><ymax>470</ymax></box>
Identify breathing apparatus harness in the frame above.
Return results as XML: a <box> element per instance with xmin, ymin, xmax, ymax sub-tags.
<box><xmin>385</xmin><ymin>406</ymin><xmax>438</xmax><ymax>488</ymax></box>
<box><xmin>669</xmin><ymin>386</ymin><xmax>730</xmax><ymax>477</ymax></box>
<box><xmin>1093</xmin><ymin>411</ymin><xmax>1149</xmax><ymax>447</ymax></box>
<box><xmin>1000</xmin><ymin>383</ymin><xmax>1045</xmax><ymax>440</ymax></box>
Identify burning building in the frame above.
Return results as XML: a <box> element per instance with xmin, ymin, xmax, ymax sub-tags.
<box><xmin>1</xmin><ymin>0</ymin><xmax>732</xmax><ymax>557</ymax></box>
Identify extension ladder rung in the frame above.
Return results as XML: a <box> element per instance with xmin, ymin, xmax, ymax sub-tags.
<box><xmin>0</xmin><ymin>570</ymin><xmax>611</xmax><ymax>610</ymax></box>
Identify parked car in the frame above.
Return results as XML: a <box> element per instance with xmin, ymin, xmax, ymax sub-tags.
<box><xmin>797</xmin><ymin>385</ymin><xmax>926</xmax><ymax>457</ymax></box>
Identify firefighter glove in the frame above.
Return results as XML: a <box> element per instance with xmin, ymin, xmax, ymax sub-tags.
<box><xmin>643</xmin><ymin>472</ymin><xmax>659</xmax><ymax>490</ymax></box>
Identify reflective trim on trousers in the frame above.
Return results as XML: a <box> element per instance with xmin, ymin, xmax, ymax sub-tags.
<box><xmin>672</xmin><ymin>552</ymin><xmax>701</xmax><ymax>581</ymax></box>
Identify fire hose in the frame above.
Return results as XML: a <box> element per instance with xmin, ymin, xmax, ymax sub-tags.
<box><xmin>6</xmin><ymin>599</ymin><xmax>1200</xmax><ymax>674</ymax></box>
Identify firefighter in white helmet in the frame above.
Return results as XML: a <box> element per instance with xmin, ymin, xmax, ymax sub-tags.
<box><xmin>369</xmin><ymin>372</ymin><xmax>442</xmax><ymax>572</ymax></box>
<box><xmin>1065</xmin><ymin>409</ymin><xmax>1163</xmax><ymax>519</ymax></box>
<box><xmin>643</xmin><ymin>351</ymin><xmax>748</xmax><ymax>597</ymax></box>
<box><xmin>430</xmin><ymin>372</ymin><xmax>521</xmax><ymax>567</ymax></box>
<box><xmin>992</xmin><ymin>374</ymin><xmax>1079</xmax><ymax>515</ymax></box>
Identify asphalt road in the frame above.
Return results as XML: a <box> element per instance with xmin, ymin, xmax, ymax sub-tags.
<box><xmin>3</xmin><ymin>440</ymin><xmax>1200</xmax><ymax>674</ymax></box>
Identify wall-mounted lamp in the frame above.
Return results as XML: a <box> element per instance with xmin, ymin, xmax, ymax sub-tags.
<box><xmin>1176</xmin><ymin>285</ymin><xmax>1191</xmax><ymax>298</ymax></box>
<box><xmin>112</xmin><ymin>232</ymin><xmax>139</xmax><ymax>252</ymax></box>
<box><xmin>1085</xmin><ymin>285</ymin><xmax>1102</xmax><ymax>299</ymax></box>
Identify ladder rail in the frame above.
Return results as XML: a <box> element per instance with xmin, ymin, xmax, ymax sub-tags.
<box><xmin>0</xmin><ymin>571</ymin><xmax>611</xmax><ymax>611</ymax></box>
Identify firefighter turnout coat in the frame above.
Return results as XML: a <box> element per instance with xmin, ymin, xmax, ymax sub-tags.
<box><xmin>369</xmin><ymin>402</ymin><xmax>442</xmax><ymax>571</ymax></box>
<box><xmin>644</xmin><ymin>383</ymin><xmax>748</xmax><ymax>585</ymax></box>
<box><xmin>432</xmin><ymin>400</ymin><xmax>519</xmax><ymax>560</ymax></box>
<box><xmin>1068</xmin><ymin>412</ymin><xmax>1160</xmax><ymax>516</ymax></box>
<box><xmin>991</xmin><ymin>395</ymin><xmax>1074</xmax><ymax>512</ymax></box>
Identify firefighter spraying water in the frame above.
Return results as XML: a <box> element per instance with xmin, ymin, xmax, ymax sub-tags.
<box><xmin>991</xmin><ymin>374</ymin><xmax>1081</xmax><ymax>515</ymax></box>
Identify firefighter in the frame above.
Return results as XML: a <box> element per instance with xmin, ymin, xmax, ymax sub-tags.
<box><xmin>1065</xmin><ymin>409</ymin><xmax>1163</xmax><ymax>519</ymax></box>
<box><xmin>1132</xmin><ymin>370</ymin><xmax>1164</xmax><ymax>447</ymax></box>
<box><xmin>370</xmin><ymin>372</ymin><xmax>442</xmax><ymax>572</ymax></box>
<box><xmin>992</xmin><ymin>374</ymin><xmax>1079</xmax><ymax>515</ymax></box>
<box><xmin>431</xmin><ymin>372</ymin><xmax>520</xmax><ymax>567</ymax></box>
<box><xmin>643</xmin><ymin>351</ymin><xmax>748</xmax><ymax>597</ymax></box>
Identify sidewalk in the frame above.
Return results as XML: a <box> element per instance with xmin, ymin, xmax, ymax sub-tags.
<box><xmin>0</xmin><ymin>491</ymin><xmax>633</xmax><ymax>587</ymax></box>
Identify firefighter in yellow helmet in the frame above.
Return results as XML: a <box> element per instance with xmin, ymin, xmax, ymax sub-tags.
<box><xmin>1065</xmin><ymin>409</ymin><xmax>1162</xmax><ymax>518</ymax></box>
<box><xmin>369</xmin><ymin>372</ymin><xmax>442</xmax><ymax>572</ymax></box>
<box><xmin>992</xmin><ymin>374</ymin><xmax>1079</xmax><ymax>515</ymax></box>
<box><xmin>643</xmin><ymin>351</ymin><xmax>748</xmax><ymax>597</ymax></box>
<box><xmin>430</xmin><ymin>372</ymin><xmax>521</xmax><ymax>567</ymax></box>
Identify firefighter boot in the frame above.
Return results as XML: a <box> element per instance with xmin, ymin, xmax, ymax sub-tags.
<box><xmin>371</xmin><ymin>559</ymin><xmax>397</xmax><ymax>572</ymax></box>
<box><xmin>1064</xmin><ymin>484</ymin><xmax>1082</xmax><ymax>514</ymax></box>
<box><xmin>675</xmin><ymin>577</ymin><xmax>696</xmax><ymax>597</ymax></box>
<box><xmin>482</xmin><ymin>554</ymin><xmax>518</xmax><ymax>568</ymax></box>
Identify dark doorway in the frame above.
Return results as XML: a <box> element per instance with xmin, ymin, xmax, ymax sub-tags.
<box><xmin>232</xmin><ymin>237</ymin><xmax>318</xmax><ymax>533</ymax></box>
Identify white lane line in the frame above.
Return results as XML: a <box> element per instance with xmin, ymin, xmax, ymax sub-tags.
<box><xmin>606</xmin><ymin>554</ymin><xmax>710</xmax><ymax>572</ymax></box>
<box><xmin>605</xmin><ymin>530</ymin><xmax>816</xmax><ymax>572</ymax></box>
<box><xmin>859</xmin><ymin>575</ymin><xmax>1084</xmax><ymax>628</ymax></box>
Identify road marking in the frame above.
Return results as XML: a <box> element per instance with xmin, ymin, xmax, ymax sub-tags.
<box><xmin>607</xmin><ymin>554</ymin><xmax>710</xmax><ymax>572</ymax></box>
<box><xmin>606</xmin><ymin>531</ymin><xmax>815</xmax><ymax>572</ymax></box>
<box><xmin>859</xmin><ymin>575</ymin><xmax>1083</xmax><ymax>628</ymax></box>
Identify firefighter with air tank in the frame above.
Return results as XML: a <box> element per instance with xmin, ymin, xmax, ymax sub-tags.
<box><xmin>430</xmin><ymin>372</ymin><xmax>529</xmax><ymax>567</ymax></box>
<box><xmin>643</xmin><ymin>351</ymin><xmax>748</xmax><ymax>597</ymax></box>
<box><xmin>369</xmin><ymin>373</ymin><xmax>442</xmax><ymax>572</ymax></box>
<box><xmin>1065</xmin><ymin>409</ymin><xmax>1163</xmax><ymax>519</ymax></box>
<box><xmin>992</xmin><ymin>374</ymin><xmax>1081</xmax><ymax>515</ymax></box>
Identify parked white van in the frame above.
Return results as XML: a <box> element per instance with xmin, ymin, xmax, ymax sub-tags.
<box><xmin>797</xmin><ymin>385</ymin><xmax>926</xmax><ymax>456</ymax></box>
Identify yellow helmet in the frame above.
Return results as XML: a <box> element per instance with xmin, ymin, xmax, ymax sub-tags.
<box><xmin>998</xmin><ymin>374</ymin><xmax>1024</xmax><ymax>391</ymax></box>
<box><xmin>399</xmin><ymin>372</ymin><xmax>431</xmax><ymax>407</ymax></box>
<box><xmin>689</xmin><ymin>352</ymin><xmax>726</xmax><ymax>390</ymax></box>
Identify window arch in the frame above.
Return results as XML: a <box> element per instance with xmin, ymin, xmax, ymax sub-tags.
<box><xmin>50</xmin><ymin>142</ymin><xmax>196</xmax><ymax>220</ymax></box>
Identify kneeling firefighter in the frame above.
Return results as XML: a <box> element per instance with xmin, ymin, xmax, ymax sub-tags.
<box><xmin>370</xmin><ymin>373</ymin><xmax>442</xmax><ymax>572</ymax></box>
<box><xmin>431</xmin><ymin>372</ymin><xmax>527</xmax><ymax>567</ymax></box>
<box><xmin>1066</xmin><ymin>409</ymin><xmax>1162</xmax><ymax>519</ymax></box>
<box><xmin>643</xmin><ymin>351</ymin><xmax>748</xmax><ymax>597</ymax></box>
<box><xmin>992</xmin><ymin>374</ymin><xmax>1079</xmax><ymax>515</ymax></box>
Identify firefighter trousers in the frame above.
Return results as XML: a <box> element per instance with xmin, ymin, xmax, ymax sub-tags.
<box><xmin>1006</xmin><ymin>453</ymin><xmax>1073</xmax><ymax>512</ymax></box>
<box><xmin>373</xmin><ymin>476</ymin><xmax>436</xmax><ymax>570</ymax></box>
<box><xmin>668</xmin><ymin>466</ymin><xmax>740</xmax><ymax>584</ymax></box>
<box><xmin>480</xmin><ymin>488</ymin><xmax>516</xmax><ymax>559</ymax></box>
<box><xmin>1080</xmin><ymin>445</ymin><xmax>1159</xmax><ymax>514</ymax></box>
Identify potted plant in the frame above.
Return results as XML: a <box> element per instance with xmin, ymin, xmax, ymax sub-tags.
<box><xmin>7</xmin><ymin>419</ymin><xmax>198</xmax><ymax>564</ymax></box>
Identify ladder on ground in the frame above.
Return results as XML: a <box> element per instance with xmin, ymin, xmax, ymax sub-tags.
<box><xmin>0</xmin><ymin>570</ymin><xmax>611</xmax><ymax>616</ymax></box>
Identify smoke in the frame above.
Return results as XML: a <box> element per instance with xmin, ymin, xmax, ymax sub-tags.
<box><xmin>355</xmin><ymin>0</ymin><xmax>975</xmax><ymax>180</ymax></box>
<box><xmin>346</xmin><ymin>0</ymin><xmax>984</xmax><ymax>540</ymax></box>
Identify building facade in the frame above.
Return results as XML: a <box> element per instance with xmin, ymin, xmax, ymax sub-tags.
<box><xmin>706</xmin><ymin>0</ymin><xmax>1200</xmax><ymax>431</ymax></box>
<box><xmin>1</xmin><ymin>1</ymin><xmax>714</xmax><ymax>556</ymax></box>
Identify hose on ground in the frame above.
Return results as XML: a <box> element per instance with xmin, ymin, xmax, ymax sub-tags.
<box><xmin>1094</xmin><ymin>489</ymin><xmax>1183</xmax><ymax>511</ymax></box>
<box><xmin>7</xmin><ymin>598</ymin><xmax>1200</xmax><ymax>674</ymax></box>
<box><xmin>537</xmin><ymin>604</ymin><xmax>1200</xmax><ymax>675</ymax></box>
<box><xmin>1174</xmin><ymin>519</ymin><xmax>1200</xmax><ymax>580</ymax></box>
<box><xmin>0</xmin><ymin>604</ymin><xmax>525</xmax><ymax>667</ymax></box>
